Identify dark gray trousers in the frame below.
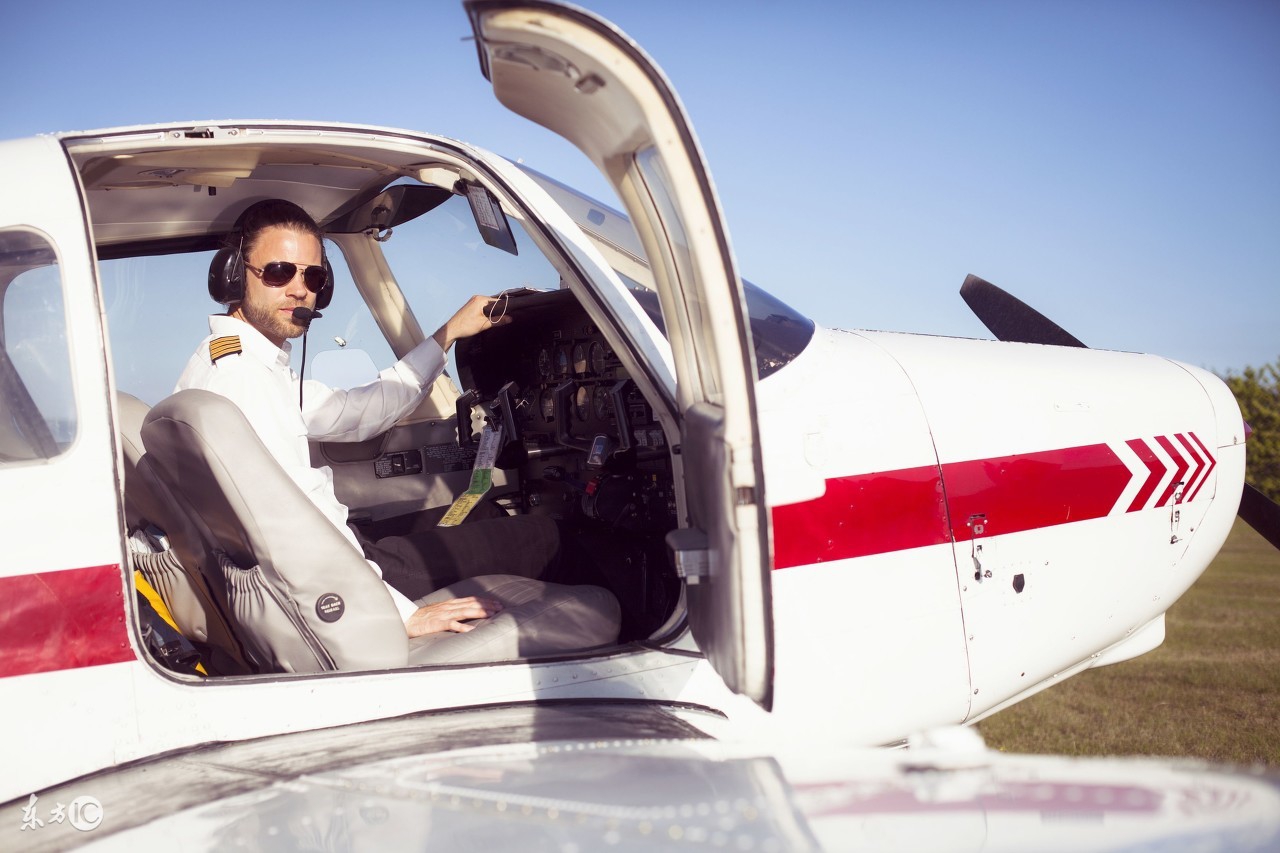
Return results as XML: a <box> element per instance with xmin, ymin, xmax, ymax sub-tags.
<box><xmin>353</xmin><ymin>504</ymin><xmax>561</xmax><ymax>602</ymax></box>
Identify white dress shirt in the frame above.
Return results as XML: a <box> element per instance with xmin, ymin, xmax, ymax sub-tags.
<box><xmin>176</xmin><ymin>314</ymin><xmax>446</xmax><ymax>622</ymax></box>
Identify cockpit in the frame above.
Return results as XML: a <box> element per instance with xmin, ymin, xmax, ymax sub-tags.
<box><xmin>10</xmin><ymin>125</ymin><xmax>814</xmax><ymax>678</ymax></box>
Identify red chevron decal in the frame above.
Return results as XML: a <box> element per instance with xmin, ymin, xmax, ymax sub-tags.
<box><xmin>1185</xmin><ymin>433</ymin><xmax>1217</xmax><ymax>502</ymax></box>
<box><xmin>1125</xmin><ymin>438</ymin><xmax>1165</xmax><ymax>512</ymax></box>
<box><xmin>1177</xmin><ymin>433</ymin><xmax>1206</xmax><ymax>500</ymax></box>
<box><xmin>1154</xmin><ymin>435</ymin><xmax>1189</xmax><ymax>507</ymax></box>
<box><xmin>1123</xmin><ymin>432</ymin><xmax>1216</xmax><ymax>513</ymax></box>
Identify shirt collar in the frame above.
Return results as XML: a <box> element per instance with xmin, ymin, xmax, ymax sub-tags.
<box><xmin>208</xmin><ymin>314</ymin><xmax>292</xmax><ymax>369</ymax></box>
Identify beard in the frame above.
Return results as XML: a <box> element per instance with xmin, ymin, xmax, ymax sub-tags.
<box><xmin>236</xmin><ymin>294</ymin><xmax>307</xmax><ymax>346</ymax></box>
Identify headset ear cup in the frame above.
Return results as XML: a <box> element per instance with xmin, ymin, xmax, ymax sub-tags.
<box><xmin>208</xmin><ymin>247</ymin><xmax>244</xmax><ymax>304</ymax></box>
<box><xmin>315</xmin><ymin>256</ymin><xmax>334</xmax><ymax>310</ymax></box>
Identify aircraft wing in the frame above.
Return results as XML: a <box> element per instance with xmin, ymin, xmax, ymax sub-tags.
<box><xmin>11</xmin><ymin>701</ymin><xmax>1280</xmax><ymax>851</ymax></box>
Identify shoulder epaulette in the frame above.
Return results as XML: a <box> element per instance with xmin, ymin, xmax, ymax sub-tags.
<box><xmin>209</xmin><ymin>335</ymin><xmax>242</xmax><ymax>364</ymax></box>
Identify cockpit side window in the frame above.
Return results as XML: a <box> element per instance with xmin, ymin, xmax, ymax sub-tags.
<box><xmin>0</xmin><ymin>229</ymin><xmax>76</xmax><ymax>462</ymax></box>
<box><xmin>100</xmin><ymin>250</ymin><xmax>218</xmax><ymax>405</ymax></box>
<box><xmin>99</xmin><ymin>241</ymin><xmax>393</xmax><ymax>405</ymax></box>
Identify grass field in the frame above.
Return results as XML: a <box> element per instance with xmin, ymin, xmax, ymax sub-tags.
<box><xmin>977</xmin><ymin>518</ymin><xmax>1280</xmax><ymax>767</ymax></box>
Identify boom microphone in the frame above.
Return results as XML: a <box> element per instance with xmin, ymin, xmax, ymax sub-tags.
<box><xmin>292</xmin><ymin>307</ymin><xmax>323</xmax><ymax>326</ymax></box>
<box><xmin>293</xmin><ymin>306</ymin><xmax>323</xmax><ymax>410</ymax></box>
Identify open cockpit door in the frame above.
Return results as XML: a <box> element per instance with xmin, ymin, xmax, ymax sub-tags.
<box><xmin>466</xmin><ymin>0</ymin><xmax>774</xmax><ymax>707</ymax></box>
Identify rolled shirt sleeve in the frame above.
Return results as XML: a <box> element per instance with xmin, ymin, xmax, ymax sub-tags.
<box><xmin>301</xmin><ymin>337</ymin><xmax>446</xmax><ymax>441</ymax></box>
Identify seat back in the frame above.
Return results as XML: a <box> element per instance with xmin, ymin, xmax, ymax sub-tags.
<box><xmin>140</xmin><ymin>389</ymin><xmax>408</xmax><ymax>673</ymax></box>
<box><xmin>117</xmin><ymin>391</ymin><xmax>249</xmax><ymax>674</ymax></box>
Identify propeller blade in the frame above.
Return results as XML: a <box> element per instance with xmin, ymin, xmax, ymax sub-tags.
<box><xmin>960</xmin><ymin>274</ymin><xmax>1087</xmax><ymax>348</ymax></box>
<box><xmin>1239</xmin><ymin>483</ymin><xmax>1280</xmax><ymax>552</ymax></box>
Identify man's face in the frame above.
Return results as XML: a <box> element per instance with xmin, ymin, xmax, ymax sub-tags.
<box><xmin>231</xmin><ymin>225</ymin><xmax>322</xmax><ymax>348</ymax></box>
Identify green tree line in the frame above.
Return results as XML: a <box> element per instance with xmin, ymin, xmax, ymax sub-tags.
<box><xmin>1224</xmin><ymin>357</ymin><xmax>1280</xmax><ymax>502</ymax></box>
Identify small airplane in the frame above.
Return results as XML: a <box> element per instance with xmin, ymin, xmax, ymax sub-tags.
<box><xmin>2</xmin><ymin>0</ymin><xmax>1278</xmax><ymax>847</ymax></box>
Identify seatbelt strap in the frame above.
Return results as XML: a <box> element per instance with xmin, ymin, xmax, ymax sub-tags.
<box><xmin>134</xmin><ymin>571</ymin><xmax>208</xmax><ymax>676</ymax></box>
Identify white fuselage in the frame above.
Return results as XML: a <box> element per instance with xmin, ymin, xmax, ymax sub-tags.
<box><xmin>0</xmin><ymin>316</ymin><xmax>1243</xmax><ymax>801</ymax></box>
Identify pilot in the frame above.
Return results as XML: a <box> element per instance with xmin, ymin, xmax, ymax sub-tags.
<box><xmin>177</xmin><ymin>198</ymin><xmax>591</xmax><ymax>640</ymax></box>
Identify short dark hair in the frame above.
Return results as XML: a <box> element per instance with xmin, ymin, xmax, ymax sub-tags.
<box><xmin>232</xmin><ymin>199</ymin><xmax>323</xmax><ymax>261</ymax></box>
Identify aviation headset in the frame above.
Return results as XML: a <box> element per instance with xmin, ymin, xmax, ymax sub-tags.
<box><xmin>207</xmin><ymin>199</ymin><xmax>335</xmax><ymax>310</ymax></box>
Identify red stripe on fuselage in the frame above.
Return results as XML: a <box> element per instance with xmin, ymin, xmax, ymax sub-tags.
<box><xmin>771</xmin><ymin>443</ymin><xmax>1132</xmax><ymax>569</ymax></box>
<box><xmin>0</xmin><ymin>565</ymin><xmax>134</xmax><ymax>677</ymax></box>
<box><xmin>944</xmin><ymin>444</ymin><xmax>1131</xmax><ymax>542</ymax></box>
<box><xmin>771</xmin><ymin>465</ymin><xmax>950</xmax><ymax>569</ymax></box>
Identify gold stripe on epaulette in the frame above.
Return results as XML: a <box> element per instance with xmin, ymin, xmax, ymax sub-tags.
<box><xmin>209</xmin><ymin>335</ymin><xmax>242</xmax><ymax>363</ymax></box>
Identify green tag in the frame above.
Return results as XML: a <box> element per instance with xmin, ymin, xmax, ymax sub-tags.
<box><xmin>437</xmin><ymin>425</ymin><xmax>502</xmax><ymax>527</ymax></box>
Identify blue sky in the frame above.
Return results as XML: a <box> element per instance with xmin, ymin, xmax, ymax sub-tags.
<box><xmin>2</xmin><ymin>0</ymin><xmax>1276</xmax><ymax>374</ymax></box>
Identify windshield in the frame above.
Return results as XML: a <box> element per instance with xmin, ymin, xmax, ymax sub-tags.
<box><xmin>518</xmin><ymin>167</ymin><xmax>814</xmax><ymax>380</ymax></box>
<box><xmin>96</xmin><ymin>170</ymin><xmax>814</xmax><ymax>406</ymax></box>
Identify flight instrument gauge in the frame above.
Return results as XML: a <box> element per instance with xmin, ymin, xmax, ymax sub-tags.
<box><xmin>593</xmin><ymin>384</ymin><xmax>611</xmax><ymax>419</ymax></box>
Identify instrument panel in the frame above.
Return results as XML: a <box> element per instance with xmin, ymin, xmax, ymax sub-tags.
<box><xmin>456</xmin><ymin>290</ymin><xmax>668</xmax><ymax>460</ymax></box>
<box><xmin>455</xmin><ymin>289</ymin><xmax>681</xmax><ymax>640</ymax></box>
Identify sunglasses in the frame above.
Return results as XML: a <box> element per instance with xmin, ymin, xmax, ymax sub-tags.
<box><xmin>244</xmin><ymin>261</ymin><xmax>329</xmax><ymax>292</ymax></box>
